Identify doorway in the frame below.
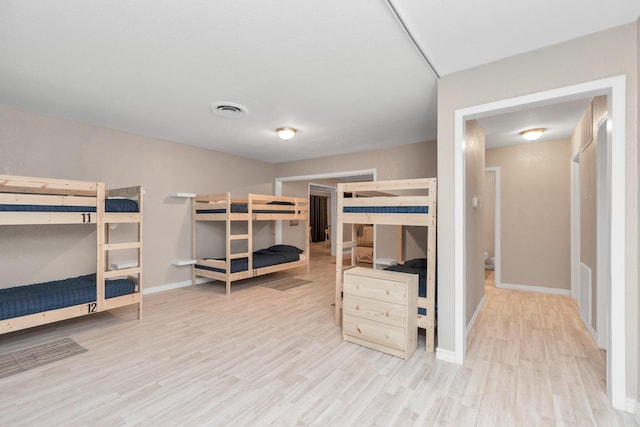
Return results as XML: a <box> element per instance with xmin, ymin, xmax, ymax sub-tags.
<box><xmin>484</xmin><ymin>167</ymin><xmax>501</xmax><ymax>289</ymax></box>
<box><xmin>454</xmin><ymin>75</ymin><xmax>626</xmax><ymax>408</ymax></box>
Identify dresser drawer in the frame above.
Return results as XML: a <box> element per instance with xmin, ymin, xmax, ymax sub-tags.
<box><xmin>343</xmin><ymin>273</ymin><xmax>407</xmax><ymax>304</ymax></box>
<box><xmin>343</xmin><ymin>314</ymin><xmax>405</xmax><ymax>351</ymax></box>
<box><xmin>343</xmin><ymin>294</ymin><xmax>406</xmax><ymax>327</ymax></box>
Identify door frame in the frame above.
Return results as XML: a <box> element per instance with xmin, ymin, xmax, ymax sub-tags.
<box><xmin>454</xmin><ymin>75</ymin><xmax>626</xmax><ymax>409</ymax></box>
<box><xmin>595</xmin><ymin>116</ymin><xmax>611</xmax><ymax>352</ymax></box>
<box><xmin>484</xmin><ymin>167</ymin><xmax>501</xmax><ymax>288</ymax></box>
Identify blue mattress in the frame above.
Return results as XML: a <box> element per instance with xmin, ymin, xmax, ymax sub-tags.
<box><xmin>197</xmin><ymin>201</ymin><xmax>295</xmax><ymax>214</ymax></box>
<box><xmin>384</xmin><ymin>264</ymin><xmax>434</xmax><ymax>316</ymax></box>
<box><xmin>0</xmin><ymin>274</ymin><xmax>136</xmax><ymax>320</ymax></box>
<box><xmin>196</xmin><ymin>249</ymin><xmax>300</xmax><ymax>274</ymax></box>
<box><xmin>0</xmin><ymin>199</ymin><xmax>139</xmax><ymax>213</ymax></box>
<box><xmin>343</xmin><ymin>206</ymin><xmax>428</xmax><ymax>214</ymax></box>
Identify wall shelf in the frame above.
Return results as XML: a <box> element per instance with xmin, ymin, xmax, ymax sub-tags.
<box><xmin>168</xmin><ymin>192</ymin><xmax>195</xmax><ymax>198</ymax></box>
<box><xmin>171</xmin><ymin>258</ymin><xmax>196</xmax><ymax>266</ymax></box>
<box><xmin>110</xmin><ymin>260</ymin><xmax>139</xmax><ymax>270</ymax></box>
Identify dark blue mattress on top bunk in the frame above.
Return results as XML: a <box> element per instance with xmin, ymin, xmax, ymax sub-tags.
<box><xmin>196</xmin><ymin>246</ymin><xmax>302</xmax><ymax>274</ymax></box>
<box><xmin>384</xmin><ymin>259</ymin><xmax>434</xmax><ymax>316</ymax></box>
<box><xmin>0</xmin><ymin>274</ymin><xmax>136</xmax><ymax>320</ymax></box>
<box><xmin>0</xmin><ymin>199</ymin><xmax>139</xmax><ymax>213</ymax></box>
<box><xmin>196</xmin><ymin>201</ymin><xmax>296</xmax><ymax>215</ymax></box>
<box><xmin>343</xmin><ymin>206</ymin><xmax>428</xmax><ymax>214</ymax></box>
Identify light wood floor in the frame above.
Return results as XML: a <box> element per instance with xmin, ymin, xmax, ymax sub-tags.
<box><xmin>0</xmin><ymin>246</ymin><xmax>636</xmax><ymax>426</ymax></box>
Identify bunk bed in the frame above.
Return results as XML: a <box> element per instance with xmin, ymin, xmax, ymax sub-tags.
<box><xmin>335</xmin><ymin>178</ymin><xmax>437</xmax><ymax>352</ymax></box>
<box><xmin>192</xmin><ymin>193</ymin><xmax>309</xmax><ymax>295</ymax></box>
<box><xmin>0</xmin><ymin>175</ymin><xmax>143</xmax><ymax>334</ymax></box>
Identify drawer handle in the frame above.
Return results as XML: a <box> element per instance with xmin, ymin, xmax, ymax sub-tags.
<box><xmin>356</xmin><ymin>327</ymin><xmax>362</xmax><ymax>334</ymax></box>
<box><xmin>384</xmin><ymin>311</ymin><xmax>390</xmax><ymax>317</ymax></box>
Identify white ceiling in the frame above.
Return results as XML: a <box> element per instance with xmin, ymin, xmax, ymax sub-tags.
<box><xmin>1</xmin><ymin>1</ymin><xmax>638</xmax><ymax>163</ymax></box>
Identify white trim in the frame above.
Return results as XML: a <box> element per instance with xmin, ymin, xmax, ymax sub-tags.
<box><xmin>466</xmin><ymin>294</ymin><xmax>486</xmax><ymax>335</ymax></box>
<box><xmin>607</xmin><ymin>77</ymin><xmax>625</xmax><ymax>409</ymax></box>
<box><xmin>570</xmin><ymin>153</ymin><xmax>581</xmax><ymax>301</ymax></box>
<box><xmin>435</xmin><ymin>347</ymin><xmax>459</xmax><ymax>364</ymax></box>
<box><xmin>595</xmin><ymin>116</ymin><xmax>610</xmax><ymax>351</ymax></box>
<box><xmin>454</xmin><ymin>75</ymin><xmax>626</xmax><ymax>409</ymax></box>
<box><xmin>625</xmin><ymin>398</ymin><xmax>640</xmax><ymax>419</ymax></box>
<box><xmin>578</xmin><ymin>300</ymin><xmax>599</xmax><ymax>345</ymax></box>
<box><xmin>143</xmin><ymin>278</ymin><xmax>210</xmax><ymax>295</ymax></box>
<box><xmin>454</xmin><ymin>109</ymin><xmax>466</xmax><ymax>366</ymax></box>
<box><xmin>484</xmin><ymin>167</ymin><xmax>501</xmax><ymax>288</ymax></box>
<box><xmin>497</xmin><ymin>282</ymin><xmax>571</xmax><ymax>296</ymax></box>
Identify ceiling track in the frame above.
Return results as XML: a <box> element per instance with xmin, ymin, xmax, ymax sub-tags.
<box><xmin>384</xmin><ymin>0</ymin><xmax>441</xmax><ymax>79</ymax></box>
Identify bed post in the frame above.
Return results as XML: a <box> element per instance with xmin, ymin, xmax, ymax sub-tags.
<box><xmin>95</xmin><ymin>182</ymin><xmax>105</xmax><ymax>313</ymax></box>
<box><xmin>426</xmin><ymin>177</ymin><xmax>437</xmax><ymax>352</ymax></box>
<box><xmin>191</xmin><ymin>195</ymin><xmax>197</xmax><ymax>287</ymax></box>
<box><xmin>137</xmin><ymin>185</ymin><xmax>144</xmax><ymax>320</ymax></box>
<box><xmin>226</xmin><ymin>193</ymin><xmax>232</xmax><ymax>296</ymax></box>
<box><xmin>335</xmin><ymin>184</ymin><xmax>344</xmax><ymax>326</ymax></box>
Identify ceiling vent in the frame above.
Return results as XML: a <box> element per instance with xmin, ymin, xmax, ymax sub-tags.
<box><xmin>210</xmin><ymin>102</ymin><xmax>248</xmax><ymax>119</ymax></box>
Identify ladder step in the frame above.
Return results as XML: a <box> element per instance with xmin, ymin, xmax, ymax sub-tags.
<box><xmin>105</xmin><ymin>267</ymin><xmax>140</xmax><ymax>278</ymax></box>
<box><xmin>229</xmin><ymin>234</ymin><xmax>250</xmax><ymax>240</ymax></box>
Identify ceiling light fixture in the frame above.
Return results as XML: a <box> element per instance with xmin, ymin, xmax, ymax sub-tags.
<box><xmin>520</xmin><ymin>128</ymin><xmax>545</xmax><ymax>141</ymax></box>
<box><xmin>276</xmin><ymin>127</ymin><xmax>296</xmax><ymax>141</ymax></box>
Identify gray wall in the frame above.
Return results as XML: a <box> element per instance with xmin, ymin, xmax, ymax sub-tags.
<box><xmin>486</xmin><ymin>139</ymin><xmax>571</xmax><ymax>291</ymax></box>
<box><xmin>0</xmin><ymin>106</ymin><xmax>276</xmax><ymax>290</ymax></box>
<box><xmin>437</xmin><ymin>22</ymin><xmax>638</xmax><ymax>398</ymax></box>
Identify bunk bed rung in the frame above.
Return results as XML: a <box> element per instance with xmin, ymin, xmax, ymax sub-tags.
<box><xmin>105</xmin><ymin>242</ymin><xmax>141</xmax><ymax>251</ymax></box>
<box><xmin>104</xmin><ymin>213</ymin><xmax>142</xmax><ymax>223</ymax></box>
<box><xmin>230</xmin><ymin>234</ymin><xmax>250</xmax><ymax>240</ymax></box>
<box><xmin>105</xmin><ymin>267</ymin><xmax>140</xmax><ymax>278</ymax></box>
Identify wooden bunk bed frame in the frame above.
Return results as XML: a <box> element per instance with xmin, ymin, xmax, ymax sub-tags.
<box><xmin>335</xmin><ymin>178</ymin><xmax>437</xmax><ymax>352</ymax></box>
<box><xmin>192</xmin><ymin>193</ymin><xmax>310</xmax><ymax>295</ymax></box>
<box><xmin>0</xmin><ymin>174</ymin><xmax>143</xmax><ymax>334</ymax></box>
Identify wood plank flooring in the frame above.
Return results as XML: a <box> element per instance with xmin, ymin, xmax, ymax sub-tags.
<box><xmin>0</xmin><ymin>247</ymin><xmax>636</xmax><ymax>426</ymax></box>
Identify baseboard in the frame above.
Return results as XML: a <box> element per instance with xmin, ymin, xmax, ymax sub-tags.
<box><xmin>466</xmin><ymin>294</ymin><xmax>486</xmax><ymax>336</ymax></box>
<box><xmin>143</xmin><ymin>278</ymin><xmax>210</xmax><ymax>295</ymax></box>
<box><xmin>435</xmin><ymin>347</ymin><xmax>461</xmax><ymax>364</ymax></box>
<box><xmin>497</xmin><ymin>282</ymin><xmax>571</xmax><ymax>296</ymax></box>
<box><xmin>627</xmin><ymin>398</ymin><xmax>640</xmax><ymax>419</ymax></box>
<box><xmin>578</xmin><ymin>307</ymin><xmax>599</xmax><ymax>345</ymax></box>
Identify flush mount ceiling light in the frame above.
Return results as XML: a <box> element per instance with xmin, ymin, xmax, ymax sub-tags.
<box><xmin>520</xmin><ymin>128</ymin><xmax>545</xmax><ymax>141</ymax></box>
<box><xmin>276</xmin><ymin>127</ymin><xmax>296</xmax><ymax>141</ymax></box>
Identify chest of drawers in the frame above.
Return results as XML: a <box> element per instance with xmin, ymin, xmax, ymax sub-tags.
<box><xmin>342</xmin><ymin>266</ymin><xmax>418</xmax><ymax>360</ymax></box>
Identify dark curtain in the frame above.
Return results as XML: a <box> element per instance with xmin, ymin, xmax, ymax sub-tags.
<box><xmin>310</xmin><ymin>195</ymin><xmax>328</xmax><ymax>242</ymax></box>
